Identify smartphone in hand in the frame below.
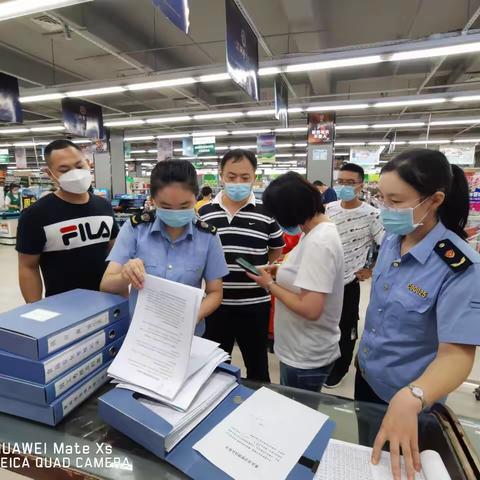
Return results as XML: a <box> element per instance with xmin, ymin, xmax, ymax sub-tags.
<box><xmin>235</xmin><ymin>257</ymin><xmax>261</xmax><ymax>276</ymax></box>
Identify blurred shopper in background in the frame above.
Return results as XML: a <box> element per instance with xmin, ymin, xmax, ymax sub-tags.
<box><xmin>195</xmin><ymin>185</ymin><xmax>213</xmax><ymax>212</ymax></box>
<box><xmin>324</xmin><ymin>163</ymin><xmax>384</xmax><ymax>389</ymax></box>
<box><xmin>248</xmin><ymin>172</ymin><xmax>344</xmax><ymax>392</ymax></box>
<box><xmin>313</xmin><ymin>180</ymin><xmax>337</xmax><ymax>204</ymax></box>
<box><xmin>5</xmin><ymin>183</ymin><xmax>20</xmax><ymax>211</ymax></box>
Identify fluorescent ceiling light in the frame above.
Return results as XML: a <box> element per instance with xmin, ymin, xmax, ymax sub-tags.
<box><xmin>229</xmin><ymin>145</ymin><xmax>257</xmax><ymax>149</ymax></box>
<box><xmin>0</xmin><ymin>128</ymin><xmax>30</xmax><ymax>134</ymax></box>
<box><xmin>373</xmin><ymin>98</ymin><xmax>446</xmax><ymax>108</ymax></box>
<box><xmin>67</xmin><ymin>86</ymin><xmax>126</xmax><ymax>97</ymax></box>
<box><xmin>141</xmin><ymin>163</ymin><xmax>153</xmax><ymax>167</ymax></box>
<box><xmin>451</xmin><ymin>95</ymin><xmax>480</xmax><ymax>103</ymax></box>
<box><xmin>146</xmin><ymin>116</ymin><xmax>191</xmax><ymax>124</ymax></box>
<box><xmin>173</xmin><ymin>148</ymin><xmax>183</xmax><ymax>152</ymax></box>
<box><xmin>104</xmin><ymin>119</ymin><xmax>145</xmax><ymax>127</ymax></box>
<box><xmin>232</xmin><ymin>129</ymin><xmax>272</xmax><ymax>135</ymax></box>
<box><xmin>336</xmin><ymin>124</ymin><xmax>369</xmax><ymax>130</ymax></box>
<box><xmin>198</xmin><ymin>73</ymin><xmax>230</xmax><ymax>82</ymax></box>
<box><xmin>216</xmin><ymin>146</ymin><xmax>230</xmax><ymax>150</ymax></box>
<box><xmin>306</xmin><ymin>104</ymin><xmax>369</xmax><ymax>111</ymax></box>
<box><xmin>372</xmin><ymin>122</ymin><xmax>425</xmax><ymax>128</ymax></box>
<box><xmin>336</xmin><ymin>142</ymin><xmax>366</xmax><ymax>146</ymax></box>
<box><xmin>0</xmin><ymin>0</ymin><xmax>92</xmax><ymax>22</ymax></box>
<box><xmin>258</xmin><ymin>67</ymin><xmax>281</xmax><ymax>76</ymax></box>
<box><xmin>390</xmin><ymin>41</ymin><xmax>480</xmax><ymax>61</ymax></box>
<box><xmin>275</xmin><ymin>127</ymin><xmax>307</xmax><ymax>133</ymax></box>
<box><xmin>180</xmin><ymin>156</ymin><xmax>196</xmax><ymax>160</ymax></box>
<box><xmin>246</xmin><ymin>109</ymin><xmax>276</xmax><ymax>117</ymax></box>
<box><xmin>276</xmin><ymin>154</ymin><xmax>294</xmax><ymax>157</ymax></box>
<box><xmin>286</xmin><ymin>55</ymin><xmax>382</xmax><ymax>73</ymax></box>
<box><xmin>193</xmin><ymin>112</ymin><xmax>244</xmax><ymax>120</ymax></box>
<box><xmin>367</xmin><ymin>142</ymin><xmax>390</xmax><ymax>146</ymax></box>
<box><xmin>192</xmin><ymin>130</ymin><xmax>229</xmax><ymax>137</ymax></box>
<box><xmin>0</xmin><ymin>144</ymin><xmax>12</xmax><ymax>147</ymax></box>
<box><xmin>13</xmin><ymin>141</ymin><xmax>38</xmax><ymax>147</ymax></box>
<box><xmin>197</xmin><ymin>156</ymin><xmax>219</xmax><ymax>159</ymax></box>
<box><xmin>30</xmin><ymin>125</ymin><xmax>65</xmax><ymax>132</ymax></box>
<box><xmin>288</xmin><ymin>107</ymin><xmax>304</xmax><ymax>113</ymax></box>
<box><xmin>294</xmin><ymin>153</ymin><xmax>307</xmax><ymax>157</ymax></box>
<box><xmin>334</xmin><ymin>152</ymin><xmax>350</xmax><ymax>156</ymax></box>
<box><xmin>408</xmin><ymin>139</ymin><xmax>451</xmax><ymax>144</ymax></box>
<box><xmin>157</xmin><ymin>133</ymin><xmax>191</xmax><ymax>139</ymax></box>
<box><xmin>147</xmin><ymin>149</ymin><xmax>158</xmax><ymax>153</ymax></box>
<box><xmin>276</xmin><ymin>143</ymin><xmax>293</xmax><ymax>148</ymax></box>
<box><xmin>127</xmin><ymin>77</ymin><xmax>197</xmax><ymax>91</ymax></box>
<box><xmin>20</xmin><ymin>93</ymin><xmax>65</xmax><ymax>103</ymax></box>
<box><xmin>130</xmin><ymin>150</ymin><xmax>147</xmax><ymax>154</ymax></box>
<box><xmin>72</xmin><ymin>139</ymin><xmax>92</xmax><ymax>144</ymax></box>
<box><xmin>294</xmin><ymin>142</ymin><xmax>307</xmax><ymax>147</ymax></box>
<box><xmin>430</xmin><ymin>119</ymin><xmax>480</xmax><ymax>126</ymax></box>
<box><xmin>124</xmin><ymin>135</ymin><xmax>155</xmax><ymax>141</ymax></box>
<box><xmin>453</xmin><ymin>138</ymin><xmax>480</xmax><ymax>143</ymax></box>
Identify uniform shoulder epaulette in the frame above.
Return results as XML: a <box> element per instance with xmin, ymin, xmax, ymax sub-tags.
<box><xmin>434</xmin><ymin>239</ymin><xmax>473</xmax><ymax>273</ymax></box>
<box><xmin>195</xmin><ymin>219</ymin><xmax>217</xmax><ymax>235</ymax></box>
<box><xmin>130</xmin><ymin>211</ymin><xmax>155</xmax><ymax>227</ymax></box>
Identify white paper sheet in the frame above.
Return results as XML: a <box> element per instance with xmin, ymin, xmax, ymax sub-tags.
<box><xmin>117</xmin><ymin>349</ymin><xmax>229</xmax><ymax>411</ymax></box>
<box><xmin>314</xmin><ymin>440</ymin><xmax>451</xmax><ymax>480</ymax></box>
<box><xmin>193</xmin><ymin>386</ymin><xmax>329</xmax><ymax>480</ymax></box>
<box><xmin>108</xmin><ymin>275</ymin><xmax>203</xmax><ymax>400</ymax></box>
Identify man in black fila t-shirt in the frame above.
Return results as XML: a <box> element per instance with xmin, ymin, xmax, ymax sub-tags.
<box><xmin>16</xmin><ymin>139</ymin><xmax>119</xmax><ymax>303</ymax></box>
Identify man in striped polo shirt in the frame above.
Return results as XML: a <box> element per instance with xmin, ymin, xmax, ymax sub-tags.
<box><xmin>199</xmin><ymin>149</ymin><xmax>285</xmax><ymax>381</ymax></box>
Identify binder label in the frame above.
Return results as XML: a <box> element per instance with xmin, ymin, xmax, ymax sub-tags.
<box><xmin>47</xmin><ymin>311</ymin><xmax>110</xmax><ymax>354</ymax></box>
<box><xmin>54</xmin><ymin>353</ymin><xmax>103</xmax><ymax>397</ymax></box>
<box><xmin>44</xmin><ymin>331</ymin><xmax>106</xmax><ymax>383</ymax></box>
<box><xmin>62</xmin><ymin>368</ymin><xmax>109</xmax><ymax>417</ymax></box>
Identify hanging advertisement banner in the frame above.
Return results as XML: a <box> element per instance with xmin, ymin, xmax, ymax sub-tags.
<box><xmin>275</xmin><ymin>77</ymin><xmax>288</xmax><ymax>128</ymax></box>
<box><xmin>440</xmin><ymin>145</ymin><xmax>475</xmax><ymax>166</ymax></box>
<box><xmin>0</xmin><ymin>73</ymin><xmax>23</xmax><ymax>124</ymax></box>
<box><xmin>350</xmin><ymin>146</ymin><xmax>382</xmax><ymax>166</ymax></box>
<box><xmin>157</xmin><ymin>138</ymin><xmax>173</xmax><ymax>161</ymax></box>
<box><xmin>193</xmin><ymin>136</ymin><xmax>216</xmax><ymax>156</ymax></box>
<box><xmin>125</xmin><ymin>143</ymin><xmax>132</xmax><ymax>160</ymax></box>
<box><xmin>182</xmin><ymin>138</ymin><xmax>194</xmax><ymax>156</ymax></box>
<box><xmin>307</xmin><ymin>113</ymin><xmax>335</xmax><ymax>145</ymax></box>
<box><xmin>152</xmin><ymin>0</ymin><xmax>190</xmax><ymax>34</ymax></box>
<box><xmin>14</xmin><ymin>147</ymin><xmax>27</xmax><ymax>169</ymax></box>
<box><xmin>257</xmin><ymin>134</ymin><xmax>276</xmax><ymax>164</ymax></box>
<box><xmin>61</xmin><ymin>98</ymin><xmax>104</xmax><ymax>139</ymax></box>
<box><xmin>225</xmin><ymin>0</ymin><xmax>259</xmax><ymax>102</ymax></box>
<box><xmin>465</xmin><ymin>170</ymin><xmax>480</xmax><ymax>213</ymax></box>
<box><xmin>0</xmin><ymin>148</ymin><xmax>9</xmax><ymax>164</ymax></box>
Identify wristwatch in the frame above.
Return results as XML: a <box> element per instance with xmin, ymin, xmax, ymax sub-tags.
<box><xmin>408</xmin><ymin>384</ymin><xmax>427</xmax><ymax>410</ymax></box>
<box><xmin>266</xmin><ymin>279</ymin><xmax>275</xmax><ymax>292</ymax></box>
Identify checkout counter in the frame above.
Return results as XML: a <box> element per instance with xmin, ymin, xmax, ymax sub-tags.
<box><xmin>0</xmin><ymin>211</ymin><xmax>20</xmax><ymax>246</ymax></box>
<box><xmin>0</xmin><ymin>381</ymin><xmax>479</xmax><ymax>480</ymax></box>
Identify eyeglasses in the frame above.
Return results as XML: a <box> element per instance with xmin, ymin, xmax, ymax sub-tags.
<box><xmin>335</xmin><ymin>180</ymin><xmax>362</xmax><ymax>186</ymax></box>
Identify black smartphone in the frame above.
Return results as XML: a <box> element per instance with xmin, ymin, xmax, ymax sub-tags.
<box><xmin>235</xmin><ymin>257</ymin><xmax>261</xmax><ymax>276</ymax></box>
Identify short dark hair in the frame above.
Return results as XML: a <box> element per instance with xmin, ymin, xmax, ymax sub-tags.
<box><xmin>220</xmin><ymin>149</ymin><xmax>257</xmax><ymax>171</ymax></box>
<box><xmin>312</xmin><ymin>180</ymin><xmax>325</xmax><ymax>187</ymax></box>
<box><xmin>10</xmin><ymin>183</ymin><xmax>20</xmax><ymax>190</ymax></box>
<box><xmin>263</xmin><ymin>172</ymin><xmax>325</xmax><ymax>227</ymax></box>
<box><xmin>44</xmin><ymin>139</ymin><xmax>81</xmax><ymax>165</ymax></box>
<box><xmin>150</xmin><ymin>159</ymin><xmax>199</xmax><ymax>198</ymax></box>
<box><xmin>382</xmin><ymin>149</ymin><xmax>469</xmax><ymax>238</ymax></box>
<box><xmin>340</xmin><ymin>163</ymin><xmax>365</xmax><ymax>182</ymax></box>
<box><xmin>200</xmin><ymin>186</ymin><xmax>213</xmax><ymax>197</ymax></box>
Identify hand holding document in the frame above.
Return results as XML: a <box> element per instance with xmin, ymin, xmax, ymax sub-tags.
<box><xmin>193</xmin><ymin>386</ymin><xmax>330</xmax><ymax>480</ymax></box>
<box><xmin>314</xmin><ymin>440</ymin><xmax>451</xmax><ymax>480</ymax></box>
<box><xmin>108</xmin><ymin>275</ymin><xmax>204</xmax><ymax>399</ymax></box>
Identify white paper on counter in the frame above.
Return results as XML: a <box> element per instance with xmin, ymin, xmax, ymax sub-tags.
<box><xmin>193</xmin><ymin>386</ymin><xmax>329</xmax><ymax>480</ymax></box>
<box><xmin>108</xmin><ymin>274</ymin><xmax>203</xmax><ymax>400</ymax></box>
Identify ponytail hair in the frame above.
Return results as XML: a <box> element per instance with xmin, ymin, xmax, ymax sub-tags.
<box><xmin>381</xmin><ymin>149</ymin><xmax>469</xmax><ymax>239</ymax></box>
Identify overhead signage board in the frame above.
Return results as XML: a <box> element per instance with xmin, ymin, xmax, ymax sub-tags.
<box><xmin>350</xmin><ymin>146</ymin><xmax>382</xmax><ymax>166</ymax></box>
<box><xmin>225</xmin><ymin>0</ymin><xmax>259</xmax><ymax>102</ymax></box>
<box><xmin>275</xmin><ymin>77</ymin><xmax>288</xmax><ymax>128</ymax></box>
<box><xmin>14</xmin><ymin>147</ymin><xmax>27</xmax><ymax>169</ymax></box>
<box><xmin>193</xmin><ymin>136</ymin><xmax>216</xmax><ymax>155</ymax></box>
<box><xmin>152</xmin><ymin>0</ymin><xmax>190</xmax><ymax>34</ymax></box>
<box><xmin>257</xmin><ymin>134</ymin><xmax>276</xmax><ymax>164</ymax></box>
<box><xmin>62</xmin><ymin>98</ymin><xmax>104</xmax><ymax>139</ymax></box>
<box><xmin>307</xmin><ymin>112</ymin><xmax>335</xmax><ymax>145</ymax></box>
<box><xmin>440</xmin><ymin>145</ymin><xmax>475</xmax><ymax>166</ymax></box>
<box><xmin>0</xmin><ymin>72</ymin><xmax>23</xmax><ymax>124</ymax></box>
<box><xmin>157</xmin><ymin>139</ymin><xmax>173</xmax><ymax>161</ymax></box>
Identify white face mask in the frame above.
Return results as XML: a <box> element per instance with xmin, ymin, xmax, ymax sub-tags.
<box><xmin>54</xmin><ymin>168</ymin><xmax>92</xmax><ymax>194</ymax></box>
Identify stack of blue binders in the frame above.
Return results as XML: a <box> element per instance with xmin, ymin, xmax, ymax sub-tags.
<box><xmin>0</xmin><ymin>289</ymin><xmax>130</xmax><ymax>425</ymax></box>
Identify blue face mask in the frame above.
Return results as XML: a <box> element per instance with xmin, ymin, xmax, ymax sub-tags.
<box><xmin>379</xmin><ymin>198</ymin><xmax>430</xmax><ymax>236</ymax></box>
<box><xmin>334</xmin><ymin>185</ymin><xmax>357</xmax><ymax>201</ymax></box>
<box><xmin>282</xmin><ymin>225</ymin><xmax>302</xmax><ymax>235</ymax></box>
<box><xmin>224</xmin><ymin>183</ymin><xmax>252</xmax><ymax>202</ymax></box>
<box><xmin>156</xmin><ymin>208</ymin><xmax>196</xmax><ymax>228</ymax></box>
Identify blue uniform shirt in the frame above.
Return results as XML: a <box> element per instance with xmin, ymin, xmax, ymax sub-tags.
<box><xmin>359</xmin><ymin>221</ymin><xmax>480</xmax><ymax>402</ymax></box>
<box><xmin>107</xmin><ymin>215</ymin><xmax>229</xmax><ymax>320</ymax></box>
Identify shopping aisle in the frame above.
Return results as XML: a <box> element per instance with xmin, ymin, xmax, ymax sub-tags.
<box><xmin>1</xmin><ymin>244</ymin><xmax>479</xmax><ymax>418</ymax></box>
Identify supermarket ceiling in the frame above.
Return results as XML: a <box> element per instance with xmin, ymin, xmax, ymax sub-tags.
<box><xmin>3</xmin><ymin>0</ymin><xmax>480</xmax><ymax>164</ymax></box>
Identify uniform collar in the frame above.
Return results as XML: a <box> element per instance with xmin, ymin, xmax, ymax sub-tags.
<box><xmin>151</xmin><ymin>216</ymin><xmax>194</xmax><ymax>242</ymax></box>
<box><xmin>403</xmin><ymin>221</ymin><xmax>448</xmax><ymax>264</ymax></box>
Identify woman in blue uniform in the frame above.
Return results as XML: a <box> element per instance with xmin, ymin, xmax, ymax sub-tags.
<box><xmin>356</xmin><ymin>149</ymin><xmax>480</xmax><ymax>480</ymax></box>
<box><xmin>100</xmin><ymin>160</ymin><xmax>229</xmax><ymax>327</ymax></box>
